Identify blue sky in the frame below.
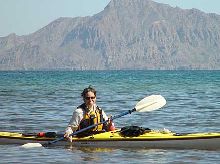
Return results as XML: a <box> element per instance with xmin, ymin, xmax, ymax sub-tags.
<box><xmin>0</xmin><ymin>0</ymin><xmax>219</xmax><ymax>37</ymax></box>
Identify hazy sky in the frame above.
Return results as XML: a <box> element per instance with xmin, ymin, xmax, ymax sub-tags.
<box><xmin>0</xmin><ymin>0</ymin><xmax>219</xmax><ymax>37</ymax></box>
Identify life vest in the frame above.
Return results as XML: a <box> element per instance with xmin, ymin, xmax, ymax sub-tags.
<box><xmin>77</xmin><ymin>104</ymin><xmax>106</xmax><ymax>135</ymax></box>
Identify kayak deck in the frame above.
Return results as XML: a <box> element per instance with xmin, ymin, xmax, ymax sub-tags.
<box><xmin>1</xmin><ymin>130</ymin><xmax>220</xmax><ymax>150</ymax></box>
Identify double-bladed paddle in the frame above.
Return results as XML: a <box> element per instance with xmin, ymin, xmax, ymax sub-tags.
<box><xmin>21</xmin><ymin>95</ymin><xmax>166</xmax><ymax>148</ymax></box>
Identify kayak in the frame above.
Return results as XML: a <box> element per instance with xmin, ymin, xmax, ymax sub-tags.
<box><xmin>1</xmin><ymin>127</ymin><xmax>220</xmax><ymax>150</ymax></box>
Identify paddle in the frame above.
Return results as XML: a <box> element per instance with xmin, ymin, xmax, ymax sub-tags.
<box><xmin>21</xmin><ymin>95</ymin><xmax>166</xmax><ymax>148</ymax></box>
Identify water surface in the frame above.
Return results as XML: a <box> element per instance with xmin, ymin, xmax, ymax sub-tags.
<box><xmin>0</xmin><ymin>70</ymin><xmax>219</xmax><ymax>163</ymax></box>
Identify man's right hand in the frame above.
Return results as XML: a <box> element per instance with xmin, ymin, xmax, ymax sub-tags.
<box><xmin>64</xmin><ymin>127</ymin><xmax>73</xmax><ymax>142</ymax></box>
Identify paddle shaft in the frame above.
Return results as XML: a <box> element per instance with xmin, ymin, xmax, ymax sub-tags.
<box><xmin>45</xmin><ymin>108</ymin><xmax>136</xmax><ymax>146</ymax></box>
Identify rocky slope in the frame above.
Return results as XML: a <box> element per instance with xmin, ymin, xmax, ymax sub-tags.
<box><xmin>0</xmin><ymin>0</ymin><xmax>220</xmax><ymax>70</ymax></box>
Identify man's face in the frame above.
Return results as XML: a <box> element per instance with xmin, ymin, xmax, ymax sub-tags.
<box><xmin>84</xmin><ymin>91</ymin><xmax>96</xmax><ymax>108</ymax></box>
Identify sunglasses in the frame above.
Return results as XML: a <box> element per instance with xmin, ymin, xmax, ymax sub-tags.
<box><xmin>85</xmin><ymin>96</ymin><xmax>96</xmax><ymax>100</ymax></box>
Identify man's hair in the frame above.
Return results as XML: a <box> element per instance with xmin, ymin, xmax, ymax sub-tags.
<box><xmin>81</xmin><ymin>86</ymin><xmax>96</xmax><ymax>98</ymax></box>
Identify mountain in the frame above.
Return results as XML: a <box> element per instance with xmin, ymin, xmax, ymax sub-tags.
<box><xmin>0</xmin><ymin>0</ymin><xmax>220</xmax><ymax>70</ymax></box>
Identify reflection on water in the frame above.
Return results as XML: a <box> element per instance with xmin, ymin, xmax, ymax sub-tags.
<box><xmin>68</xmin><ymin>146</ymin><xmax>115</xmax><ymax>153</ymax></box>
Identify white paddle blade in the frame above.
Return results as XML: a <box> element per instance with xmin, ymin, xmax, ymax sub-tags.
<box><xmin>135</xmin><ymin>95</ymin><xmax>166</xmax><ymax>112</ymax></box>
<box><xmin>21</xmin><ymin>143</ymin><xmax>43</xmax><ymax>148</ymax></box>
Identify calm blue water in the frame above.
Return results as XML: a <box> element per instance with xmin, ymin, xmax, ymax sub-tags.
<box><xmin>0</xmin><ymin>70</ymin><xmax>220</xmax><ymax>163</ymax></box>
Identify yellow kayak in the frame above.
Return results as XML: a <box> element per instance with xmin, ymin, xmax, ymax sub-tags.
<box><xmin>1</xmin><ymin>127</ymin><xmax>220</xmax><ymax>150</ymax></box>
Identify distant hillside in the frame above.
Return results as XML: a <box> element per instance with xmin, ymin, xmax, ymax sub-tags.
<box><xmin>0</xmin><ymin>0</ymin><xmax>220</xmax><ymax>70</ymax></box>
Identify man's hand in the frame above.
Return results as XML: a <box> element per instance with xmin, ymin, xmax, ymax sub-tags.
<box><xmin>108</xmin><ymin>116</ymin><xmax>115</xmax><ymax>131</ymax></box>
<box><xmin>64</xmin><ymin>127</ymin><xmax>73</xmax><ymax>142</ymax></box>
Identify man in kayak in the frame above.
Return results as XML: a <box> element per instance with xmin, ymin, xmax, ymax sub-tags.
<box><xmin>64</xmin><ymin>86</ymin><xmax>115</xmax><ymax>142</ymax></box>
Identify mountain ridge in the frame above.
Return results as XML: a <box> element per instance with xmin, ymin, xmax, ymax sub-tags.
<box><xmin>0</xmin><ymin>0</ymin><xmax>220</xmax><ymax>70</ymax></box>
